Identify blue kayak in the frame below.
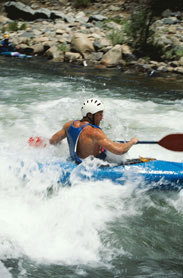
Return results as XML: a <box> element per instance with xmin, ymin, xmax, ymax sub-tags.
<box><xmin>37</xmin><ymin>159</ymin><xmax>183</xmax><ymax>190</ymax></box>
<box><xmin>0</xmin><ymin>51</ymin><xmax>32</xmax><ymax>58</ymax></box>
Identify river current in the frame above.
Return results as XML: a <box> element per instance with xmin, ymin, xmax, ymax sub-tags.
<box><xmin>0</xmin><ymin>57</ymin><xmax>183</xmax><ymax>277</ymax></box>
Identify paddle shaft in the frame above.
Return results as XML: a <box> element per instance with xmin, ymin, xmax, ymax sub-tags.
<box><xmin>119</xmin><ymin>141</ymin><xmax>157</xmax><ymax>144</ymax></box>
<box><xmin>119</xmin><ymin>134</ymin><xmax>183</xmax><ymax>151</ymax></box>
<box><xmin>28</xmin><ymin>134</ymin><xmax>183</xmax><ymax>151</ymax></box>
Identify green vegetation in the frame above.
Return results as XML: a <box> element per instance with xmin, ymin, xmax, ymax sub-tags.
<box><xmin>106</xmin><ymin>9</ymin><xmax>154</xmax><ymax>56</ymax></box>
<box><xmin>103</xmin><ymin>16</ymin><xmax>126</xmax><ymax>26</ymax></box>
<box><xmin>25</xmin><ymin>39</ymin><xmax>30</xmax><ymax>46</ymax></box>
<box><xmin>163</xmin><ymin>47</ymin><xmax>183</xmax><ymax>61</ymax></box>
<box><xmin>144</xmin><ymin>56</ymin><xmax>151</xmax><ymax>63</ymax></box>
<box><xmin>57</xmin><ymin>43</ymin><xmax>69</xmax><ymax>53</ymax></box>
<box><xmin>124</xmin><ymin>9</ymin><xmax>154</xmax><ymax>55</ymax></box>
<box><xmin>104</xmin><ymin>17</ymin><xmax>127</xmax><ymax>46</ymax></box>
<box><xmin>1</xmin><ymin>26</ymin><xmax>6</xmax><ymax>33</ymax></box>
<box><xmin>163</xmin><ymin>49</ymin><xmax>175</xmax><ymax>60</ymax></box>
<box><xmin>7</xmin><ymin>21</ymin><xmax>19</xmax><ymax>31</ymax></box>
<box><xmin>2</xmin><ymin>21</ymin><xmax>27</xmax><ymax>32</ymax></box>
<box><xmin>19</xmin><ymin>23</ymin><xmax>27</xmax><ymax>31</ymax></box>
<box><xmin>72</xmin><ymin>0</ymin><xmax>94</xmax><ymax>8</ymax></box>
<box><xmin>108</xmin><ymin>29</ymin><xmax>125</xmax><ymax>46</ymax></box>
<box><xmin>105</xmin><ymin>0</ymin><xmax>183</xmax><ymax>60</ymax></box>
<box><xmin>175</xmin><ymin>47</ymin><xmax>183</xmax><ymax>59</ymax></box>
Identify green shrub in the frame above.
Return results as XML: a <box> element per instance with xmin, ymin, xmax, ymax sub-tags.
<box><xmin>1</xmin><ymin>26</ymin><xmax>6</xmax><ymax>33</ymax></box>
<box><xmin>164</xmin><ymin>49</ymin><xmax>175</xmax><ymax>60</ymax></box>
<box><xmin>175</xmin><ymin>47</ymin><xmax>183</xmax><ymax>59</ymax></box>
<box><xmin>124</xmin><ymin>9</ymin><xmax>154</xmax><ymax>56</ymax></box>
<box><xmin>57</xmin><ymin>43</ymin><xmax>69</xmax><ymax>53</ymax></box>
<box><xmin>103</xmin><ymin>17</ymin><xmax>126</xmax><ymax>26</ymax></box>
<box><xmin>3</xmin><ymin>21</ymin><xmax>27</xmax><ymax>32</ymax></box>
<box><xmin>108</xmin><ymin>29</ymin><xmax>125</xmax><ymax>46</ymax></box>
<box><xmin>73</xmin><ymin>0</ymin><xmax>91</xmax><ymax>8</ymax></box>
<box><xmin>125</xmin><ymin>10</ymin><xmax>150</xmax><ymax>46</ymax></box>
<box><xmin>7</xmin><ymin>21</ymin><xmax>19</xmax><ymax>31</ymax></box>
<box><xmin>19</xmin><ymin>23</ymin><xmax>27</xmax><ymax>30</ymax></box>
<box><xmin>145</xmin><ymin>56</ymin><xmax>151</xmax><ymax>63</ymax></box>
<box><xmin>163</xmin><ymin>47</ymin><xmax>183</xmax><ymax>61</ymax></box>
<box><xmin>25</xmin><ymin>39</ymin><xmax>30</xmax><ymax>46</ymax></box>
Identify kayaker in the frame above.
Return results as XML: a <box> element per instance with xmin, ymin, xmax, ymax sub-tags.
<box><xmin>49</xmin><ymin>98</ymin><xmax>139</xmax><ymax>164</ymax></box>
<box><xmin>0</xmin><ymin>34</ymin><xmax>18</xmax><ymax>52</ymax></box>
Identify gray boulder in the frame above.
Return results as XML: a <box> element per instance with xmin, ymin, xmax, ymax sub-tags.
<box><xmin>4</xmin><ymin>1</ymin><xmax>35</xmax><ymax>20</ymax></box>
<box><xmin>4</xmin><ymin>1</ymin><xmax>51</xmax><ymax>21</ymax></box>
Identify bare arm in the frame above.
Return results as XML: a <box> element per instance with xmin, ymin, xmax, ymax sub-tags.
<box><xmin>49</xmin><ymin>120</ymin><xmax>73</xmax><ymax>145</ymax></box>
<box><xmin>92</xmin><ymin>129</ymin><xmax>138</xmax><ymax>155</ymax></box>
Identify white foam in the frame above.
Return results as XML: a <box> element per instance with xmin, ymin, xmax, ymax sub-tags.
<box><xmin>0</xmin><ymin>69</ymin><xmax>183</xmax><ymax>266</ymax></box>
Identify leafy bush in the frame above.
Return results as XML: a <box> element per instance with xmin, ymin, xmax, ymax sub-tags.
<box><xmin>161</xmin><ymin>47</ymin><xmax>183</xmax><ymax>61</ymax></box>
<box><xmin>163</xmin><ymin>49</ymin><xmax>175</xmax><ymax>60</ymax></box>
<box><xmin>1</xmin><ymin>26</ymin><xmax>6</xmax><ymax>33</ymax></box>
<box><xmin>7</xmin><ymin>21</ymin><xmax>19</xmax><ymax>31</ymax></box>
<box><xmin>103</xmin><ymin>17</ymin><xmax>127</xmax><ymax>45</ymax></box>
<box><xmin>175</xmin><ymin>47</ymin><xmax>183</xmax><ymax>59</ymax></box>
<box><xmin>108</xmin><ymin>29</ymin><xmax>125</xmax><ymax>46</ymax></box>
<box><xmin>125</xmin><ymin>10</ymin><xmax>153</xmax><ymax>50</ymax></box>
<box><xmin>103</xmin><ymin>17</ymin><xmax>126</xmax><ymax>26</ymax></box>
<box><xmin>19</xmin><ymin>23</ymin><xmax>27</xmax><ymax>30</ymax></box>
<box><xmin>2</xmin><ymin>21</ymin><xmax>27</xmax><ymax>32</ymax></box>
<box><xmin>57</xmin><ymin>43</ymin><xmax>69</xmax><ymax>53</ymax></box>
<box><xmin>72</xmin><ymin>0</ymin><xmax>91</xmax><ymax>8</ymax></box>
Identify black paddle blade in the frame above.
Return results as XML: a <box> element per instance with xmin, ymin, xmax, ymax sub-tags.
<box><xmin>159</xmin><ymin>134</ymin><xmax>183</xmax><ymax>152</ymax></box>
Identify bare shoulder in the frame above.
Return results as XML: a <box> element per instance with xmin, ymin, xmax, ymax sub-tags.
<box><xmin>84</xmin><ymin>125</ymin><xmax>105</xmax><ymax>139</ymax></box>
<box><xmin>50</xmin><ymin>120</ymin><xmax>74</xmax><ymax>144</ymax></box>
<box><xmin>63</xmin><ymin>120</ymin><xmax>74</xmax><ymax>130</ymax></box>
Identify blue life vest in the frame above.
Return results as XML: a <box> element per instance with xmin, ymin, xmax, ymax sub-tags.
<box><xmin>0</xmin><ymin>39</ymin><xmax>16</xmax><ymax>52</ymax></box>
<box><xmin>67</xmin><ymin>120</ymin><xmax>101</xmax><ymax>164</ymax></box>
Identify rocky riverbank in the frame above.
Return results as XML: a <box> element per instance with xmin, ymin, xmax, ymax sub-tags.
<box><xmin>0</xmin><ymin>1</ymin><xmax>183</xmax><ymax>78</ymax></box>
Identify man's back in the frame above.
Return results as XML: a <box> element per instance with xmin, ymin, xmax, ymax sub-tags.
<box><xmin>72</xmin><ymin>120</ymin><xmax>102</xmax><ymax>159</ymax></box>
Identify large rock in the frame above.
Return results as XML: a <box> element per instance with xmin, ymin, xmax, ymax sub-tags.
<box><xmin>178</xmin><ymin>57</ymin><xmax>183</xmax><ymax>66</ymax></box>
<box><xmin>44</xmin><ymin>45</ymin><xmax>61</xmax><ymax>59</ymax></box>
<box><xmin>71</xmin><ymin>33</ymin><xmax>95</xmax><ymax>59</ymax></box>
<box><xmin>4</xmin><ymin>1</ymin><xmax>35</xmax><ymax>20</ymax></box>
<box><xmin>4</xmin><ymin>1</ymin><xmax>56</xmax><ymax>21</ymax></box>
<box><xmin>34</xmin><ymin>8</ymin><xmax>51</xmax><ymax>20</ymax></box>
<box><xmin>18</xmin><ymin>43</ymin><xmax>34</xmax><ymax>55</ymax></box>
<box><xmin>4</xmin><ymin>1</ymin><xmax>76</xmax><ymax>22</ymax></box>
<box><xmin>88</xmin><ymin>14</ymin><xmax>107</xmax><ymax>22</ymax></box>
<box><xmin>50</xmin><ymin>11</ymin><xmax>67</xmax><ymax>21</ymax></box>
<box><xmin>100</xmin><ymin>45</ymin><xmax>123</xmax><ymax>66</ymax></box>
<box><xmin>75</xmin><ymin>11</ymin><xmax>88</xmax><ymax>24</ymax></box>
<box><xmin>121</xmin><ymin>44</ymin><xmax>136</xmax><ymax>62</ymax></box>
<box><xmin>32</xmin><ymin>43</ymin><xmax>46</xmax><ymax>55</ymax></box>
<box><xmin>0</xmin><ymin>15</ymin><xmax>10</xmax><ymax>24</ymax></box>
<box><xmin>64</xmin><ymin>52</ymin><xmax>82</xmax><ymax>63</ymax></box>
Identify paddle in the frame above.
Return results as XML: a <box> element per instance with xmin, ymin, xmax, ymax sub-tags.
<box><xmin>28</xmin><ymin>133</ymin><xmax>183</xmax><ymax>152</ymax></box>
<box><xmin>119</xmin><ymin>133</ymin><xmax>183</xmax><ymax>152</ymax></box>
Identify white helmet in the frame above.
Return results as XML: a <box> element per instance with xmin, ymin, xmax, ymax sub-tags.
<box><xmin>81</xmin><ymin>98</ymin><xmax>104</xmax><ymax>117</ymax></box>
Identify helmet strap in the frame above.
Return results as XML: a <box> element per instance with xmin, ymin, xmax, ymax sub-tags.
<box><xmin>91</xmin><ymin>114</ymin><xmax>95</xmax><ymax>125</ymax></box>
<box><xmin>87</xmin><ymin>114</ymin><xmax>95</xmax><ymax>125</ymax></box>
<box><xmin>82</xmin><ymin>113</ymin><xmax>95</xmax><ymax>125</ymax></box>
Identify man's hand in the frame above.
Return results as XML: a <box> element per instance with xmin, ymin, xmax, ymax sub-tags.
<box><xmin>129</xmin><ymin>138</ymin><xmax>139</xmax><ymax>145</ymax></box>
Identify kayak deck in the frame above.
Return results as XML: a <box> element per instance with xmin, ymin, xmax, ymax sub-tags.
<box><xmin>0</xmin><ymin>51</ymin><xmax>32</xmax><ymax>58</ymax></box>
<box><xmin>37</xmin><ymin>159</ymin><xmax>183</xmax><ymax>190</ymax></box>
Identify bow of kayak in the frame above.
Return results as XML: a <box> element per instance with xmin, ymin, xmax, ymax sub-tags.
<box><xmin>37</xmin><ymin>159</ymin><xmax>183</xmax><ymax>190</ymax></box>
<box><xmin>0</xmin><ymin>51</ymin><xmax>32</xmax><ymax>58</ymax></box>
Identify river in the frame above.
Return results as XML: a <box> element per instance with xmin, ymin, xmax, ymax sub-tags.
<box><xmin>0</xmin><ymin>57</ymin><xmax>183</xmax><ymax>277</ymax></box>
